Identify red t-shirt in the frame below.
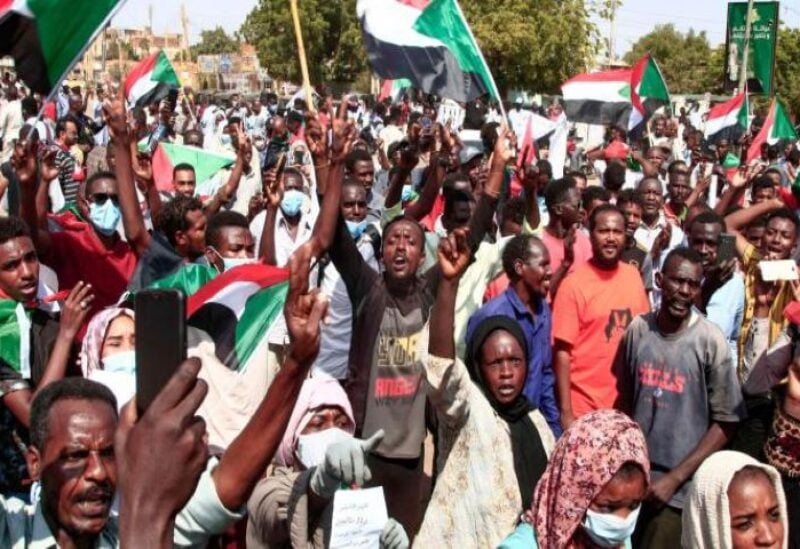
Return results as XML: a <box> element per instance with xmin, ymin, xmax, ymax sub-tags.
<box><xmin>541</xmin><ymin>228</ymin><xmax>593</xmax><ymax>275</ymax></box>
<box><xmin>420</xmin><ymin>194</ymin><xmax>445</xmax><ymax>232</ymax></box>
<box><xmin>47</xmin><ymin>212</ymin><xmax>138</xmax><ymax>339</ymax></box>
<box><xmin>552</xmin><ymin>261</ymin><xmax>650</xmax><ymax>417</ymax></box>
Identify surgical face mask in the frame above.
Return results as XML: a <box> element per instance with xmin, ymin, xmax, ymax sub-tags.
<box><xmin>346</xmin><ymin>219</ymin><xmax>368</xmax><ymax>240</ymax></box>
<box><xmin>209</xmin><ymin>246</ymin><xmax>256</xmax><ymax>272</ymax></box>
<box><xmin>581</xmin><ymin>507</ymin><xmax>641</xmax><ymax>548</ymax></box>
<box><xmin>280</xmin><ymin>189</ymin><xmax>305</xmax><ymax>217</ymax></box>
<box><xmin>220</xmin><ymin>133</ymin><xmax>232</xmax><ymax>146</ymax></box>
<box><xmin>401</xmin><ymin>185</ymin><xmax>418</xmax><ymax>203</ymax></box>
<box><xmin>295</xmin><ymin>427</ymin><xmax>352</xmax><ymax>468</ymax></box>
<box><xmin>101</xmin><ymin>350</ymin><xmax>136</xmax><ymax>375</ymax></box>
<box><xmin>89</xmin><ymin>199</ymin><xmax>121</xmax><ymax>236</ymax></box>
<box><xmin>268</xmin><ymin>104</ymin><xmax>278</xmax><ymax>114</ymax></box>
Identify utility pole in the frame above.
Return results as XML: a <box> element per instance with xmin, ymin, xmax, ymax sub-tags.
<box><xmin>607</xmin><ymin>0</ymin><xmax>620</xmax><ymax>67</ymax></box>
<box><xmin>148</xmin><ymin>3</ymin><xmax>153</xmax><ymax>34</ymax></box>
<box><xmin>738</xmin><ymin>0</ymin><xmax>755</xmax><ymax>94</ymax></box>
<box><xmin>180</xmin><ymin>1</ymin><xmax>190</xmax><ymax>63</ymax></box>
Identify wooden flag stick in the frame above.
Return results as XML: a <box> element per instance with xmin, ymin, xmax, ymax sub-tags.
<box><xmin>289</xmin><ymin>0</ymin><xmax>315</xmax><ymax>113</ymax></box>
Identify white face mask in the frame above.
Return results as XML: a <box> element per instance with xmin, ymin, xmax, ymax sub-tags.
<box><xmin>581</xmin><ymin>506</ymin><xmax>641</xmax><ymax>548</ymax></box>
<box><xmin>295</xmin><ymin>427</ymin><xmax>352</xmax><ymax>468</ymax></box>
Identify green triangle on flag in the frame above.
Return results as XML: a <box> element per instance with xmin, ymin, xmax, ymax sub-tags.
<box><xmin>771</xmin><ymin>100</ymin><xmax>797</xmax><ymax>142</ymax></box>
<box><xmin>152</xmin><ymin>142</ymin><xmax>236</xmax><ymax>193</ymax></box>
<box><xmin>637</xmin><ymin>56</ymin><xmax>670</xmax><ymax>102</ymax></box>
<box><xmin>412</xmin><ymin>0</ymin><xmax>500</xmax><ymax>100</ymax></box>
<box><xmin>147</xmin><ymin>264</ymin><xmax>218</xmax><ymax>296</ymax></box>
<box><xmin>618</xmin><ymin>84</ymin><xmax>631</xmax><ymax>100</ymax></box>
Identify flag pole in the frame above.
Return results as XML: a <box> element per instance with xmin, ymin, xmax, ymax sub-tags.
<box><xmin>26</xmin><ymin>0</ymin><xmax>131</xmax><ymax>142</ymax></box>
<box><xmin>289</xmin><ymin>0</ymin><xmax>315</xmax><ymax>113</ymax></box>
<box><xmin>451</xmin><ymin>0</ymin><xmax>506</xmax><ymax>123</ymax></box>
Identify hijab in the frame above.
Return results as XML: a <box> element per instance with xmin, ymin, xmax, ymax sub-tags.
<box><xmin>682</xmin><ymin>450</ymin><xmax>788</xmax><ymax>549</ymax></box>
<box><xmin>465</xmin><ymin>315</ymin><xmax>548</xmax><ymax>510</ymax></box>
<box><xmin>79</xmin><ymin>307</ymin><xmax>134</xmax><ymax>378</ymax></box>
<box><xmin>275</xmin><ymin>373</ymin><xmax>355</xmax><ymax>467</ymax></box>
<box><xmin>533</xmin><ymin>409</ymin><xmax>650</xmax><ymax>549</ymax></box>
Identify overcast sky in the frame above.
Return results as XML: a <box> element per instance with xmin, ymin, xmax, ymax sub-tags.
<box><xmin>113</xmin><ymin>0</ymin><xmax>800</xmax><ymax>52</ymax></box>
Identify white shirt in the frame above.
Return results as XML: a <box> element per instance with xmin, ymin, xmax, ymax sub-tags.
<box><xmin>313</xmin><ymin>232</ymin><xmax>380</xmax><ymax>379</ymax></box>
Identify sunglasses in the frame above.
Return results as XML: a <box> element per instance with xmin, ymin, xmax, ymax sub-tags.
<box><xmin>90</xmin><ymin>193</ymin><xmax>119</xmax><ymax>205</ymax></box>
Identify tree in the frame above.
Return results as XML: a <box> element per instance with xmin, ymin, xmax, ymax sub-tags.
<box><xmin>461</xmin><ymin>0</ymin><xmax>598</xmax><ymax>95</ymax></box>
<box><xmin>190</xmin><ymin>27</ymin><xmax>239</xmax><ymax>60</ymax></box>
<box><xmin>240</xmin><ymin>0</ymin><xmax>596</xmax><ymax>95</ymax></box>
<box><xmin>240</xmin><ymin>0</ymin><xmax>366</xmax><ymax>84</ymax></box>
<box><xmin>774</xmin><ymin>27</ymin><xmax>800</xmax><ymax>116</ymax></box>
<box><xmin>623</xmin><ymin>24</ymin><xmax>722</xmax><ymax>95</ymax></box>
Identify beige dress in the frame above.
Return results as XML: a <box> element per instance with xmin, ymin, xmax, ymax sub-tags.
<box><xmin>414</xmin><ymin>355</ymin><xmax>555</xmax><ymax>548</ymax></box>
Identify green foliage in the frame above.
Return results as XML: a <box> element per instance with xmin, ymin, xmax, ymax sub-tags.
<box><xmin>239</xmin><ymin>0</ymin><xmax>596</xmax><ymax>94</ymax></box>
<box><xmin>190</xmin><ymin>27</ymin><xmax>239</xmax><ymax>61</ymax></box>
<box><xmin>239</xmin><ymin>0</ymin><xmax>367</xmax><ymax>84</ymax></box>
<box><xmin>775</xmin><ymin>27</ymin><xmax>800</xmax><ymax>116</ymax></box>
<box><xmin>623</xmin><ymin>24</ymin><xmax>722</xmax><ymax>95</ymax></box>
<box><xmin>461</xmin><ymin>0</ymin><xmax>598</xmax><ymax>96</ymax></box>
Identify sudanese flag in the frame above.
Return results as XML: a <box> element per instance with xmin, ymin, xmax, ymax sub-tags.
<box><xmin>124</xmin><ymin>50</ymin><xmax>181</xmax><ymax>110</ymax></box>
<box><xmin>357</xmin><ymin>0</ymin><xmax>500</xmax><ymax>103</ymax></box>
<box><xmin>0</xmin><ymin>0</ymin><xmax>122</xmax><ymax>95</ymax></box>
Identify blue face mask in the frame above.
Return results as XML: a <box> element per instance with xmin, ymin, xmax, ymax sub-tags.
<box><xmin>209</xmin><ymin>246</ymin><xmax>256</xmax><ymax>273</ymax></box>
<box><xmin>581</xmin><ymin>507</ymin><xmax>641</xmax><ymax>548</ymax></box>
<box><xmin>346</xmin><ymin>219</ymin><xmax>368</xmax><ymax>240</ymax></box>
<box><xmin>401</xmin><ymin>185</ymin><xmax>418</xmax><ymax>203</ymax></box>
<box><xmin>89</xmin><ymin>199</ymin><xmax>121</xmax><ymax>236</ymax></box>
<box><xmin>102</xmin><ymin>350</ymin><xmax>136</xmax><ymax>375</ymax></box>
<box><xmin>280</xmin><ymin>189</ymin><xmax>305</xmax><ymax>217</ymax></box>
<box><xmin>220</xmin><ymin>134</ymin><xmax>232</xmax><ymax>146</ymax></box>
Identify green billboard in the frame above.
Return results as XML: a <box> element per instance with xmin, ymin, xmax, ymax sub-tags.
<box><xmin>725</xmin><ymin>2</ymin><xmax>779</xmax><ymax>95</ymax></box>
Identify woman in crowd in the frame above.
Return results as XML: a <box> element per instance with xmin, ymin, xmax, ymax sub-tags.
<box><xmin>79</xmin><ymin>306</ymin><xmax>135</xmax><ymax>409</ymax></box>
<box><xmin>416</xmin><ymin>229</ymin><xmax>555</xmax><ymax>547</ymax></box>
<box><xmin>246</xmin><ymin>373</ymin><xmax>408</xmax><ymax>549</ymax></box>
<box><xmin>500</xmin><ymin>409</ymin><xmax>650</xmax><ymax>549</ymax></box>
<box><xmin>682</xmin><ymin>450</ymin><xmax>788</xmax><ymax>548</ymax></box>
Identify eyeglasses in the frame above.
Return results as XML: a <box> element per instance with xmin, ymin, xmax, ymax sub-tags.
<box><xmin>90</xmin><ymin>193</ymin><xmax>119</xmax><ymax>205</ymax></box>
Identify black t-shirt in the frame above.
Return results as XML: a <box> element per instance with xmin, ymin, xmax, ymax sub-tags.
<box><xmin>0</xmin><ymin>310</ymin><xmax>59</xmax><ymax>495</ymax></box>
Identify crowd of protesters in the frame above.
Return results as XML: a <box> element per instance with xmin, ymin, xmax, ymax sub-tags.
<box><xmin>0</xmin><ymin>71</ymin><xmax>798</xmax><ymax>548</ymax></box>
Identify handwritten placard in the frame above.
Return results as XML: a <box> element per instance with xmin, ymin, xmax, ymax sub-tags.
<box><xmin>329</xmin><ymin>487</ymin><xmax>388</xmax><ymax>549</ymax></box>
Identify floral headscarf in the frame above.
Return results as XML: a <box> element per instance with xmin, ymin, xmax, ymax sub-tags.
<box><xmin>79</xmin><ymin>307</ymin><xmax>134</xmax><ymax>378</ymax></box>
<box><xmin>533</xmin><ymin>409</ymin><xmax>650</xmax><ymax>549</ymax></box>
<box><xmin>275</xmin><ymin>373</ymin><xmax>355</xmax><ymax>467</ymax></box>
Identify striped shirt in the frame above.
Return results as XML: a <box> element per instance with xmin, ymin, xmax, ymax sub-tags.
<box><xmin>55</xmin><ymin>147</ymin><xmax>80</xmax><ymax>205</ymax></box>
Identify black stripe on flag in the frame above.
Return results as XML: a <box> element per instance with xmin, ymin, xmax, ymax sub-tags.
<box><xmin>0</xmin><ymin>12</ymin><xmax>51</xmax><ymax>95</ymax></box>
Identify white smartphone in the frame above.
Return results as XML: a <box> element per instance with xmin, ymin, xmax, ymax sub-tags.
<box><xmin>759</xmin><ymin>260</ymin><xmax>799</xmax><ymax>282</ymax></box>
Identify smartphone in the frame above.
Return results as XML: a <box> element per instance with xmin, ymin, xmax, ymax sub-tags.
<box><xmin>717</xmin><ymin>233</ymin><xmax>736</xmax><ymax>265</ymax></box>
<box><xmin>135</xmin><ymin>289</ymin><xmax>187</xmax><ymax>415</ymax></box>
<box><xmin>759</xmin><ymin>260</ymin><xmax>800</xmax><ymax>282</ymax></box>
<box><xmin>293</xmin><ymin>150</ymin><xmax>305</xmax><ymax>165</ymax></box>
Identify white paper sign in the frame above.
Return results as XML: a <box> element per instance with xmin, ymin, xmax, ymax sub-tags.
<box><xmin>759</xmin><ymin>260</ymin><xmax>799</xmax><ymax>282</ymax></box>
<box><xmin>329</xmin><ymin>487</ymin><xmax>388</xmax><ymax>549</ymax></box>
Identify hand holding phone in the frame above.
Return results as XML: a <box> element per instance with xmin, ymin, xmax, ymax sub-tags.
<box><xmin>135</xmin><ymin>289</ymin><xmax>187</xmax><ymax>415</ymax></box>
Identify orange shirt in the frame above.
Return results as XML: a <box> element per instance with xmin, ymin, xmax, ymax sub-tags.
<box><xmin>552</xmin><ymin>261</ymin><xmax>649</xmax><ymax>417</ymax></box>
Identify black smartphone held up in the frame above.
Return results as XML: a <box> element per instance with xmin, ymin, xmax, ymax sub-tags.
<box><xmin>293</xmin><ymin>149</ymin><xmax>305</xmax><ymax>165</ymax></box>
<box><xmin>717</xmin><ymin>233</ymin><xmax>737</xmax><ymax>265</ymax></box>
<box><xmin>135</xmin><ymin>289</ymin><xmax>187</xmax><ymax>416</ymax></box>
<box><xmin>275</xmin><ymin>152</ymin><xmax>287</xmax><ymax>176</ymax></box>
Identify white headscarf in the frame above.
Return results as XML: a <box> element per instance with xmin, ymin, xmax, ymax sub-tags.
<box><xmin>682</xmin><ymin>450</ymin><xmax>788</xmax><ymax>549</ymax></box>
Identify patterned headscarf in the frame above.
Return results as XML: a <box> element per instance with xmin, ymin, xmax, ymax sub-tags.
<box><xmin>533</xmin><ymin>410</ymin><xmax>650</xmax><ymax>549</ymax></box>
<box><xmin>79</xmin><ymin>307</ymin><xmax>135</xmax><ymax>378</ymax></box>
<box><xmin>275</xmin><ymin>373</ymin><xmax>355</xmax><ymax>467</ymax></box>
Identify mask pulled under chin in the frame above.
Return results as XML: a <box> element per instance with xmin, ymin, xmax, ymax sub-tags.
<box><xmin>295</xmin><ymin>427</ymin><xmax>352</xmax><ymax>468</ymax></box>
<box><xmin>581</xmin><ymin>507</ymin><xmax>641</xmax><ymax>548</ymax></box>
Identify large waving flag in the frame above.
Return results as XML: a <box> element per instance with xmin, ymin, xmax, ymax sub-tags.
<box><xmin>124</xmin><ymin>50</ymin><xmax>181</xmax><ymax>110</ymax></box>
<box><xmin>186</xmin><ymin>264</ymin><xmax>289</xmax><ymax>371</ymax></box>
<box><xmin>628</xmin><ymin>54</ymin><xmax>670</xmax><ymax>132</ymax></box>
<box><xmin>561</xmin><ymin>69</ymin><xmax>633</xmax><ymax>128</ymax></box>
<box><xmin>151</xmin><ymin>142</ymin><xmax>235</xmax><ymax>193</ymax></box>
<box><xmin>0</xmin><ymin>0</ymin><xmax>123</xmax><ymax>95</ymax></box>
<box><xmin>747</xmin><ymin>98</ymin><xmax>798</xmax><ymax>163</ymax></box>
<box><xmin>704</xmin><ymin>93</ymin><xmax>749</xmax><ymax>144</ymax></box>
<box><xmin>358</xmin><ymin>0</ymin><xmax>500</xmax><ymax>103</ymax></box>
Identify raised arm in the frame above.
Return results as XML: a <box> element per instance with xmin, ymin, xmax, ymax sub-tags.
<box><xmin>205</xmin><ymin>125</ymin><xmax>249</xmax><ymax>216</ymax></box>
<box><xmin>403</xmin><ymin>159</ymin><xmax>444</xmax><ymax>221</ymax></box>
<box><xmin>130</xmin><ymin>144</ymin><xmax>162</xmax><ymax>224</ymax></box>
<box><xmin>724</xmin><ymin>196</ymin><xmax>783</xmax><ymax>259</ymax></box>
<box><xmin>15</xmin><ymin>143</ymin><xmax>54</xmax><ymax>256</ymax></box>
<box><xmin>211</xmin><ymin>243</ymin><xmax>329</xmax><ymax>510</ymax></box>
<box><xmin>714</xmin><ymin>166</ymin><xmax>750</xmax><ymax>216</ymax></box>
<box><xmin>259</xmin><ymin>174</ymin><xmax>281</xmax><ymax>265</ymax></box>
<box><xmin>105</xmin><ymin>96</ymin><xmax>151</xmax><ymax>256</ymax></box>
